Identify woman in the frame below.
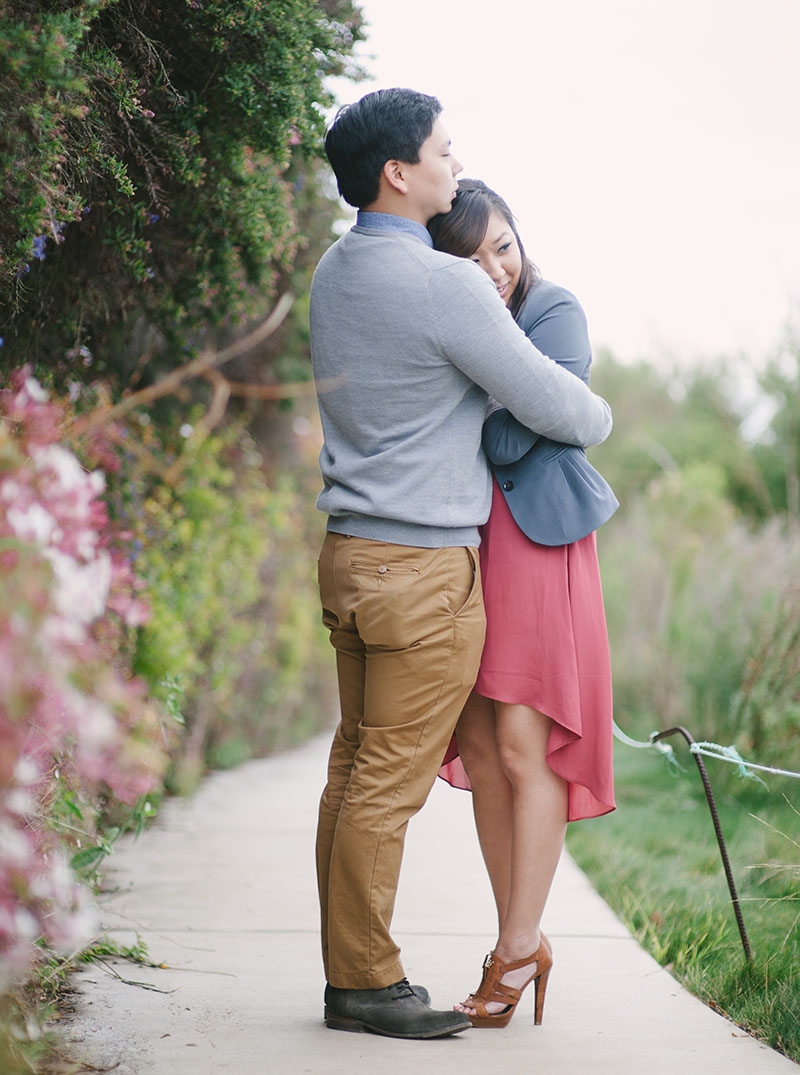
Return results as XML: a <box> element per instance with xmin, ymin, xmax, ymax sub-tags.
<box><xmin>428</xmin><ymin>179</ymin><xmax>618</xmax><ymax>1029</ymax></box>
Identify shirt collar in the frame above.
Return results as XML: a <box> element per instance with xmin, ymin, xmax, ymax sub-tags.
<box><xmin>355</xmin><ymin>210</ymin><xmax>433</xmax><ymax>248</ymax></box>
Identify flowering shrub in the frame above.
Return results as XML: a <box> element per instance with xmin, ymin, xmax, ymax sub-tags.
<box><xmin>0</xmin><ymin>0</ymin><xmax>365</xmax><ymax>377</ymax></box>
<box><xmin>0</xmin><ymin>369</ymin><xmax>166</xmax><ymax>991</ymax></box>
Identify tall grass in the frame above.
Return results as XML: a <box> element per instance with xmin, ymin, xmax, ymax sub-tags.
<box><xmin>598</xmin><ymin>467</ymin><xmax>800</xmax><ymax>758</ymax></box>
<box><xmin>568</xmin><ymin>750</ymin><xmax>799</xmax><ymax>1060</ymax></box>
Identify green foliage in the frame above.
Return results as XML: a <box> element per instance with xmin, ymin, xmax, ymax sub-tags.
<box><xmin>0</xmin><ymin>991</ymin><xmax>50</xmax><ymax>1075</ymax></box>
<box><xmin>590</xmin><ymin>351</ymin><xmax>774</xmax><ymax>520</ymax></box>
<box><xmin>753</xmin><ymin>340</ymin><xmax>800</xmax><ymax>517</ymax></box>
<box><xmin>731</xmin><ymin>583</ymin><xmax>800</xmax><ymax>755</ymax></box>
<box><xmin>36</xmin><ymin>728</ymin><xmax>163</xmax><ymax>901</ymax></box>
<box><xmin>108</xmin><ymin>410</ymin><xmax>332</xmax><ymax>788</ymax></box>
<box><xmin>128</xmin><ymin>419</ymin><xmax>269</xmax><ymax>693</ymax></box>
<box><xmin>79</xmin><ymin>933</ymin><xmax>155</xmax><ymax>967</ymax></box>
<box><xmin>0</xmin><ymin>0</ymin><xmax>365</xmax><ymax>379</ymax></box>
<box><xmin>0</xmin><ymin>1</ymin><xmax>142</xmax><ymax>288</ymax></box>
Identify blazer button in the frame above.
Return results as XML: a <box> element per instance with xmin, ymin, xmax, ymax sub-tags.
<box><xmin>502</xmin><ymin>480</ymin><xmax>514</xmax><ymax>491</ymax></box>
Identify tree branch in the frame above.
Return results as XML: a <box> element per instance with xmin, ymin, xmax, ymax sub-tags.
<box><xmin>64</xmin><ymin>293</ymin><xmax>294</xmax><ymax>440</ymax></box>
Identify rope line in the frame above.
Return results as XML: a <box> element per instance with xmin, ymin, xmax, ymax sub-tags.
<box><xmin>612</xmin><ymin>721</ymin><xmax>800</xmax><ymax>782</ymax></box>
<box><xmin>611</xmin><ymin>719</ymin><xmax>799</xmax><ymax>963</ymax></box>
<box><xmin>611</xmin><ymin>720</ymin><xmax>685</xmax><ymax>771</ymax></box>
<box><xmin>690</xmin><ymin>742</ymin><xmax>800</xmax><ymax>782</ymax></box>
<box><xmin>611</xmin><ymin>720</ymin><xmax>657</xmax><ymax>749</ymax></box>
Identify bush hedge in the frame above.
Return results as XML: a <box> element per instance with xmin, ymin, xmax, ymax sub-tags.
<box><xmin>0</xmin><ymin>0</ymin><xmax>364</xmax><ymax>380</ymax></box>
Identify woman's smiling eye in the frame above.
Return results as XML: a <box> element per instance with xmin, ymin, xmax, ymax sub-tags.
<box><xmin>498</xmin><ymin>242</ymin><xmax>511</xmax><ymax>253</ymax></box>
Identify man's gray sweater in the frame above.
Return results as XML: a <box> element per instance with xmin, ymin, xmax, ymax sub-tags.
<box><xmin>309</xmin><ymin>220</ymin><xmax>612</xmax><ymax>548</ymax></box>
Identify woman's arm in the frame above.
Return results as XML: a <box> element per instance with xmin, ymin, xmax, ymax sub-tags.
<box><xmin>482</xmin><ymin>284</ymin><xmax>592</xmax><ymax>464</ymax></box>
<box><xmin>482</xmin><ymin>407</ymin><xmax>540</xmax><ymax>464</ymax></box>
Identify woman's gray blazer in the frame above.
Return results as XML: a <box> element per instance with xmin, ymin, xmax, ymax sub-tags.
<box><xmin>483</xmin><ymin>280</ymin><xmax>619</xmax><ymax>546</ymax></box>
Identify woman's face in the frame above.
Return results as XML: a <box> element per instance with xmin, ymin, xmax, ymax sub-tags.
<box><xmin>469</xmin><ymin>208</ymin><xmax>523</xmax><ymax>306</ymax></box>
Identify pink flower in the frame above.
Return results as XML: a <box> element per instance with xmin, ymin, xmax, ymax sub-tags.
<box><xmin>0</xmin><ymin>369</ymin><xmax>165</xmax><ymax>985</ymax></box>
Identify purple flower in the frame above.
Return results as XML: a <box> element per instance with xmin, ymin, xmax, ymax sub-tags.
<box><xmin>32</xmin><ymin>236</ymin><xmax>47</xmax><ymax>261</ymax></box>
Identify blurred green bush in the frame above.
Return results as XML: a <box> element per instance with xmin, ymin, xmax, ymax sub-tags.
<box><xmin>0</xmin><ymin>0</ymin><xmax>364</xmax><ymax>380</ymax></box>
<box><xmin>113</xmin><ymin>410</ymin><xmax>332</xmax><ymax>789</ymax></box>
<box><xmin>590</xmin><ymin>347</ymin><xmax>800</xmax><ymax>764</ymax></box>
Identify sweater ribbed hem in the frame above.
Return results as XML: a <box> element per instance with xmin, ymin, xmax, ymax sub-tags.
<box><xmin>326</xmin><ymin>514</ymin><xmax>480</xmax><ymax>549</ymax></box>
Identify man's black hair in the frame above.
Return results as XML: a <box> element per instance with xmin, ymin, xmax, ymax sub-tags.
<box><xmin>324</xmin><ymin>88</ymin><xmax>443</xmax><ymax>209</ymax></box>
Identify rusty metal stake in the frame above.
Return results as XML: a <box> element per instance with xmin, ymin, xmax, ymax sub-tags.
<box><xmin>651</xmin><ymin>725</ymin><xmax>752</xmax><ymax>961</ymax></box>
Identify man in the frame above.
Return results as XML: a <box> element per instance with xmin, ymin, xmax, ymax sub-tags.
<box><xmin>310</xmin><ymin>88</ymin><xmax>612</xmax><ymax>1039</ymax></box>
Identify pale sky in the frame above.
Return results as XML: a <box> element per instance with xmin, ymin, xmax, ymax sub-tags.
<box><xmin>327</xmin><ymin>0</ymin><xmax>800</xmax><ymax>370</ymax></box>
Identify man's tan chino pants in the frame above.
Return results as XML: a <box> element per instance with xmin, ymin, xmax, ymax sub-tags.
<box><xmin>316</xmin><ymin>533</ymin><xmax>486</xmax><ymax>989</ymax></box>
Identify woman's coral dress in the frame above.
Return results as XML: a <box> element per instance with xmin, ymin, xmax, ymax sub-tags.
<box><xmin>439</xmin><ymin>478</ymin><xmax>616</xmax><ymax>821</ymax></box>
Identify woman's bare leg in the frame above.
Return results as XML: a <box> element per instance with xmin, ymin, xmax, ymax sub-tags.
<box><xmin>454</xmin><ymin>691</ymin><xmax>512</xmax><ymax>929</ymax></box>
<box><xmin>462</xmin><ymin>701</ymin><xmax>568</xmax><ymax>1014</ymax></box>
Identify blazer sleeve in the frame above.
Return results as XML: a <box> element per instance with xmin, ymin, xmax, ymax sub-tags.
<box><xmin>522</xmin><ymin>286</ymin><xmax>592</xmax><ymax>385</ymax></box>
<box><xmin>482</xmin><ymin>407</ymin><xmax>540</xmax><ymax>464</ymax></box>
<box><xmin>482</xmin><ymin>284</ymin><xmax>592</xmax><ymax>464</ymax></box>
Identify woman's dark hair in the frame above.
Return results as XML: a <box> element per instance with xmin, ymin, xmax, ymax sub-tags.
<box><xmin>324</xmin><ymin>88</ymin><xmax>442</xmax><ymax>209</ymax></box>
<box><xmin>428</xmin><ymin>179</ymin><xmax>539</xmax><ymax>318</ymax></box>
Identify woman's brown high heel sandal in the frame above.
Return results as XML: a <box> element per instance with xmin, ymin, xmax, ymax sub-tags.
<box><xmin>465</xmin><ymin>934</ymin><xmax>553</xmax><ymax>1029</ymax></box>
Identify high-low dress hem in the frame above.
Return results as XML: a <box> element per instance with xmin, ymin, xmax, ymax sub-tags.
<box><xmin>438</xmin><ymin>478</ymin><xmax>616</xmax><ymax>822</ymax></box>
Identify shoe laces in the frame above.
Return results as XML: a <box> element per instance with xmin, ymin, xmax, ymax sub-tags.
<box><xmin>388</xmin><ymin>978</ymin><xmax>415</xmax><ymax>999</ymax></box>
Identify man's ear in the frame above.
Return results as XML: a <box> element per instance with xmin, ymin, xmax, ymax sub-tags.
<box><xmin>381</xmin><ymin>159</ymin><xmax>408</xmax><ymax>195</ymax></box>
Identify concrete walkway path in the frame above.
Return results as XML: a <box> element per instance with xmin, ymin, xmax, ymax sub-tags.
<box><xmin>61</xmin><ymin>733</ymin><xmax>798</xmax><ymax>1074</ymax></box>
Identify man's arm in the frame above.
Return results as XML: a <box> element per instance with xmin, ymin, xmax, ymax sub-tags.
<box><xmin>429</xmin><ymin>261</ymin><xmax>612</xmax><ymax>448</ymax></box>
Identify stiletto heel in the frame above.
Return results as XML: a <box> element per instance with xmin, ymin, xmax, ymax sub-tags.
<box><xmin>532</xmin><ymin>963</ymin><xmax>550</xmax><ymax>1025</ymax></box>
<box><xmin>464</xmin><ymin>934</ymin><xmax>553</xmax><ymax>1029</ymax></box>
